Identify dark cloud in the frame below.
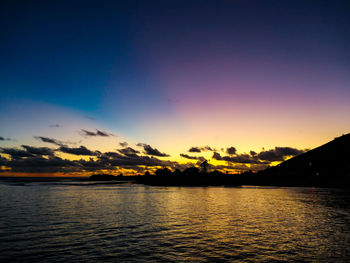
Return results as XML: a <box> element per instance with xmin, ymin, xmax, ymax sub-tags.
<box><xmin>212</xmin><ymin>152</ymin><xmax>222</xmax><ymax>160</ymax></box>
<box><xmin>0</xmin><ymin>142</ymin><xmax>177</xmax><ymax>174</ymax></box>
<box><xmin>203</xmin><ymin>146</ymin><xmax>216</xmax><ymax>151</ymax></box>
<box><xmin>250</xmin><ymin>151</ymin><xmax>257</xmax><ymax>157</ymax></box>
<box><xmin>1</xmin><ymin>150</ymin><xmax>177</xmax><ymax>174</ymax></box>
<box><xmin>34</xmin><ymin>136</ymin><xmax>65</xmax><ymax>146</ymax></box>
<box><xmin>180</xmin><ymin>154</ymin><xmax>206</xmax><ymax>161</ymax></box>
<box><xmin>189</xmin><ymin>147</ymin><xmax>201</xmax><ymax>153</ymax></box>
<box><xmin>49</xmin><ymin>124</ymin><xmax>60</xmax><ymax>128</ymax></box>
<box><xmin>226</xmin><ymin>147</ymin><xmax>237</xmax><ymax>155</ymax></box>
<box><xmin>117</xmin><ymin>147</ymin><xmax>140</xmax><ymax>156</ymax></box>
<box><xmin>257</xmin><ymin>147</ymin><xmax>304</xmax><ymax>162</ymax></box>
<box><xmin>0</xmin><ymin>155</ymin><xmax>8</xmax><ymax>165</ymax></box>
<box><xmin>80</xmin><ymin>129</ymin><xmax>111</xmax><ymax>137</ymax></box>
<box><xmin>1</xmin><ymin>156</ymin><xmax>85</xmax><ymax>173</ymax></box>
<box><xmin>103</xmin><ymin>151</ymin><xmax>123</xmax><ymax>158</ymax></box>
<box><xmin>0</xmin><ymin>147</ymin><xmax>35</xmax><ymax>159</ymax></box>
<box><xmin>21</xmin><ymin>145</ymin><xmax>54</xmax><ymax>156</ymax></box>
<box><xmin>188</xmin><ymin>146</ymin><xmax>216</xmax><ymax>153</ymax></box>
<box><xmin>58</xmin><ymin>146</ymin><xmax>101</xmax><ymax>156</ymax></box>
<box><xmin>212</xmin><ymin>146</ymin><xmax>304</xmax><ymax>164</ymax></box>
<box><xmin>230</xmin><ymin>154</ymin><xmax>262</xmax><ymax>164</ymax></box>
<box><xmin>137</xmin><ymin>143</ymin><xmax>169</xmax><ymax>157</ymax></box>
<box><xmin>1</xmin><ymin>143</ymin><xmax>301</xmax><ymax>175</ymax></box>
<box><xmin>0</xmin><ymin>136</ymin><xmax>4</xmax><ymax>141</ymax></box>
<box><xmin>96</xmin><ymin>130</ymin><xmax>109</xmax><ymax>137</ymax></box>
<box><xmin>1</xmin><ymin>145</ymin><xmax>55</xmax><ymax>160</ymax></box>
<box><xmin>100</xmin><ymin>150</ymin><xmax>175</xmax><ymax>168</ymax></box>
<box><xmin>212</xmin><ymin>152</ymin><xmax>263</xmax><ymax>164</ymax></box>
<box><xmin>119</xmin><ymin>142</ymin><xmax>128</xmax><ymax>147</ymax></box>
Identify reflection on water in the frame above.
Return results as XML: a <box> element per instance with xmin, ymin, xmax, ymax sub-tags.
<box><xmin>1</xmin><ymin>181</ymin><xmax>350</xmax><ymax>262</ymax></box>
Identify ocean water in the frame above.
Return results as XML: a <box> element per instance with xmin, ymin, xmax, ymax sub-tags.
<box><xmin>1</xmin><ymin>179</ymin><xmax>350</xmax><ymax>262</ymax></box>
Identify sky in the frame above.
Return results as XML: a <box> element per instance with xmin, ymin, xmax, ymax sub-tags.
<box><xmin>1</xmin><ymin>0</ymin><xmax>349</xmax><ymax>176</ymax></box>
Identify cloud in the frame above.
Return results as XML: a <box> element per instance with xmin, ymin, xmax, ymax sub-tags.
<box><xmin>180</xmin><ymin>154</ymin><xmax>206</xmax><ymax>161</ymax></box>
<box><xmin>0</xmin><ymin>147</ymin><xmax>35</xmax><ymax>159</ymax></box>
<box><xmin>250</xmin><ymin>151</ymin><xmax>257</xmax><ymax>157</ymax></box>
<box><xmin>1</xmin><ymin>150</ymin><xmax>176</xmax><ymax>174</ymax></box>
<box><xmin>212</xmin><ymin>146</ymin><xmax>304</xmax><ymax>164</ymax></box>
<box><xmin>58</xmin><ymin>146</ymin><xmax>101</xmax><ymax>156</ymax></box>
<box><xmin>0</xmin><ymin>142</ymin><xmax>177</xmax><ymax>174</ymax></box>
<box><xmin>117</xmin><ymin>147</ymin><xmax>140</xmax><ymax>156</ymax></box>
<box><xmin>0</xmin><ymin>136</ymin><xmax>13</xmax><ymax>141</ymax></box>
<box><xmin>0</xmin><ymin>155</ymin><xmax>91</xmax><ymax>173</ymax></box>
<box><xmin>34</xmin><ymin>136</ymin><xmax>65</xmax><ymax>146</ymax></box>
<box><xmin>203</xmin><ymin>146</ymin><xmax>216</xmax><ymax>151</ymax></box>
<box><xmin>49</xmin><ymin>124</ymin><xmax>60</xmax><ymax>128</ymax></box>
<box><xmin>212</xmin><ymin>152</ymin><xmax>263</xmax><ymax>164</ymax></box>
<box><xmin>84</xmin><ymin>116</ymin><xmax>95</xmax><ymax>120</ymax></box>
<box><xmin>188</xmin><ymin>147</ymin><xmax>201</xmax><ymax>153</ymax></box>
<box><xmin>137</xmin><ymin>143</ymin><xmax>170</xmax><ymax>157</ymax></box>
<box><xmin>0</xmin><ymin>155</ymin><xmax>8</xmax><ymax>165</ymax></box>
<box><xmin>230</xmin><ymin>154</ymin><xmax>262</xmax><ymax>164</ymax></box>
<box><xmin>119</xmin><ymin>141</ymin><xmax>128</xmax><ymax>147</ymax></box>
<box><xmin>1</xmin><ymin>145</ymin><xmax>56</xmax><ymax>160</ymax></box>
<box><xmin>103</xmin><ymin>151</ymin><xmax>123</xmax><ymax>158</ymax></box>
<box><xmin>257</xmin><ymin>147</ymin><xmax>304</xmax><ymax>161</ymax></box>
<box><xmin>188</xmin><ymin>146</ymin><xmax>216</xmax><ymax>153</ymax></box>
<box><xmin>21</xmin><ymin>145</ymin><xmax>55</xmax><ymax>156</ymax></box>
<box><xmin>80</xmin><ymin>129</ymin><xmax>111</xmax><ymax>137</ymax></box>
<box><xmin>226</xmin><ymin>147</ymin><xmax>237</xmax><ymax>155</ymax></box>
<box><xmin>212</xmin><ymin>152</ymin><xmax>222</xmax><ymax>160</ymax></box>
<box><xmin>100</xmin><ymin>150</ymin><xmax>176</xmax><ymax>168</ymax></box>
<box><xmin>96</xmin><ymin>130</ymin><xmax>110</xmax><ymax>137</ymax></box>
<box><xmin>1</xmin><ymin>142</ymin><xmax>303</xmax><ymax>175</ymax></box>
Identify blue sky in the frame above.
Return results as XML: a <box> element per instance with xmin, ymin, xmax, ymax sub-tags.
<box><xmin>1</xmin><ymin>0</ymin><xmax>350</xmax><ymax>175</ymax></box>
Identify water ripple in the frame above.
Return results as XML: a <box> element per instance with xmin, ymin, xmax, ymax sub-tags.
<box><xmin>1</xmin><ymin>183</ymin><xmax>350</xmax><ymax>262</ymax></box>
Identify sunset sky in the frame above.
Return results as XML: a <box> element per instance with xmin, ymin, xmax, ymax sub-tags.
<box><xmin>1</xmin><ymin>0</ymin><xmax>349</xmax><ymax>176</ymax></box>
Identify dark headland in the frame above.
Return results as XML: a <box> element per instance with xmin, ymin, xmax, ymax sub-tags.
<box><xmin>90</xmin><ymin>134</ymin><xmax>350</xmax><ymax>188</ymax></box>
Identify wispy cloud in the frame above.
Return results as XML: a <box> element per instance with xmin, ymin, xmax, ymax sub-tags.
<box><xmin>0</xmin><ymin>136</ymin><xmax>14</xmax><ymax>141</ymax></box>
<box><xmin>137</xmin><ymin>143</ymin><xmax>170</xmax><ymax>157</ymax></box>
<box><xmin>58</xmin><ymin>146</ymin><xmax>101</xmax><ymax>156</ymax></box>
<box><xmin>34</xmin><ymin>136</ymin><xmax>66</xmax><ymax>146</ymax></box>
<box><xmin>48</xmin><ymin>124</ymin><xmax>61</xmax><ymax>128</ymax></box>
<box><xmin>117</xmin><ymin>147</ymin><xmax>140</xmax><ymax>156</ymax></box>
<box><xmin>188</xmin><ymin>146</ymin><xmax>216</xmax><ymax>153</ymax></box>
<box><xmin>119</xmin><ymin>141</ymin><xmax>128</xmax><ymax>147</ymax></box>
<box><xmin>79</xmin><ymin>129</ymin><xmax>113</xmax><ymax>137</ymax></box>
<box><xmin>180</xmin><ymin>153</ymin><xmax>206</xmax><ymax>161</ymax></box>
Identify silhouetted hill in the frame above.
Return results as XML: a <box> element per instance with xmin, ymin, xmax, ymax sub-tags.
<box><xmin>258</xmin><ymin>134</ymin><xmax>350</xmax><ymax>187</ymax></box>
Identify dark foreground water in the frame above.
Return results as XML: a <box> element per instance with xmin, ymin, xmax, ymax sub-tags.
<box><xmin>1</xmin><ymin>179</ymin><xmax>350</xmax><ymax>262</ymax></box>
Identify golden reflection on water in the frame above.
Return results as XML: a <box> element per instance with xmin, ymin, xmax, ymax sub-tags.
<box><xmin>1</xmin><ymin>183</ymin><xmax>350</xmax><ymax>262</ymax></box>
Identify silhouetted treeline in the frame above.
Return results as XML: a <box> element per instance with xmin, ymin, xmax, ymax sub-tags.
<box><xmin>137</xmin><ymin>168</ymin><xmax>254</xmax><ymax>186</ymax></box>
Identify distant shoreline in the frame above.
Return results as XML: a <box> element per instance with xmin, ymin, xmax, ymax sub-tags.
<box><xmin>2</xmin><ymin>174</ymin><xmax>349</xmax><ymax>188</ymax></box>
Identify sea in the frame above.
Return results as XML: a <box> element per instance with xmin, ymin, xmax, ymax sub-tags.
<box><xmin>1</xmin><ymin>177</ymin><xmax>350</xmax><ymax>262</ymax></box>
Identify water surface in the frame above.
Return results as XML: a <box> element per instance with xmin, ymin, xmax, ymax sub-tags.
<box><xmin>1</xmin><ymin>179</ymin><xmax>350</xmax><ymax>262</ymax></box>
